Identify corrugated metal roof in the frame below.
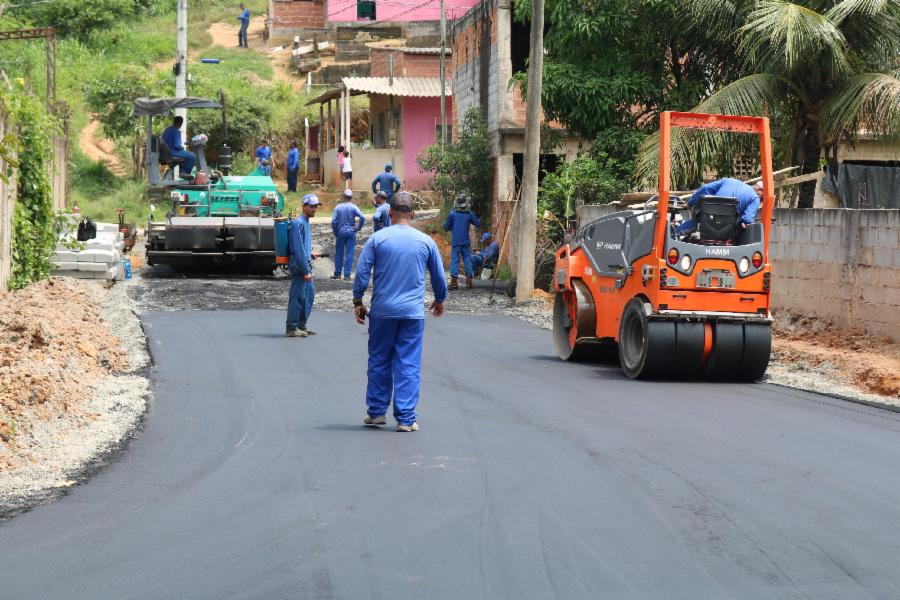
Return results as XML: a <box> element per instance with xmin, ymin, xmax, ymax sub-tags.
<box><xmin>343</xmin><ymin>77</ymin><xmax>451</xmax><ymax>97</ymax></box>
<box><xmin>401</xmin><ymin>47</ymin><xmax>451</xmax><ymax>55</ymax></box>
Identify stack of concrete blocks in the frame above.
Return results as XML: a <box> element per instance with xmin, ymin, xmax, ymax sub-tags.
<box><xmin>51</xmin><ymin>221</ymin><xmax>124</xmax><ymax>281</ymax></box>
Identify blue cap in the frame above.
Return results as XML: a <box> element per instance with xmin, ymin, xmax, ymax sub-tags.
<box><xmin>384</xmin><ymin>163</ymin><xmax>393</xmax><ymax>171</ymax></box>
<box><xmin>481</xmin><ymin>232</ymin><xmax>493</xmax><ymax>242</ymax></box>
<box><xmin>302</xmin><ymin>193</ymin><xmax>321</xmax><ymax>206</ymax></box>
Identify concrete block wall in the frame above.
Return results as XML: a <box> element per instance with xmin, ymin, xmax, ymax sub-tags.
<box><xmin>768</xmin><ymin>209</ymin><xmax>900</xmax><ymax>340</ymax></box>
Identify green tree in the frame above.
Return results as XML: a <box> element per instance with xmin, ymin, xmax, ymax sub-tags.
<box><xmin>83</xmin><ymin>64</ymin><xmax>153</xmax><ymax>177</ymax></box>
<box><xmin>637</xmin><ymin>0</ymin><xmax>900</xmax><ymax>207</ymax></box>
<box><xmin>417</xmin><ymin>108</ymin><xmax>493</xmax><ymax>216</ymax></box>
<box><xmin>16</xmin><ymin>0</ymin><xmax>139</xmax><ymax>40</ymax></box>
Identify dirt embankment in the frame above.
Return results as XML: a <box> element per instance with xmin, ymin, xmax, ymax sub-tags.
<box><xmin>0</xmin><ymin>278</ymin><xmax>148</xmax><ymax>515</ymax></box>
<box><xmin>771</xmin><ymin>312</ymin><xmax>900</xmax><ymax>401</ymax></box>
<box><xmin>78</xmin><ymin>121</ymin><xmax>126</xmax><ymax>176</ymax></box>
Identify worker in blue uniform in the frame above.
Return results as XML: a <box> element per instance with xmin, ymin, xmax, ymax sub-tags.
<box><xmin>255</xmin><ymin>140</ymin><xmax>272</xmax><ymax>176</ymax></box>
<box><xmin>237</xmin><ymin>3</ymin><xmax>250</xmax><ymax>48</ymax></box>
<box><xmin>471</xmin><ymin>231</ymin><xmax>499</xmax><ymax>276</ymax></box>
<box><xmin>286</xmin><ymin>194</ymin><xmax>321</xmax><ymax>337</ymax></box>
<box><xmin>443</xmin><ymin>194</ymin><xmax>481</xmax><ymax>289</ymax></box>
<box><xmin>352</xmin><ymin>191</ymin><xmax>447</xmax><ymax>432</ymax></box>
<box><xmin>372</xmin><ymin>190</ymin><xmax>391</xmax><ymax>231</ymax></box>
<box><xmin>161</xmin><ymin>116</ymin><xmax>195</xmax><ymax>177</ymax></box>
<box><xmin>676</xmin><ymin>178</ymin><xmax>764</xmax><ymax>235</ymax></box>
<box><xmin>371</xmin><ymin>164</ymin><xmax>402</xmax><ymax>200</ymax></box>
<box><xmin>331</xmin><ymin>188</ymin><xmax>366</xmax><ymax>279</ymax></box>
<box><xmin>286</xmin><ymin>140</ymin><xmax>300</xmax><ymax>192</ymax></box>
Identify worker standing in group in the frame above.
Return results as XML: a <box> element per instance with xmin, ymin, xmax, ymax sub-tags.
<box><xmin>371</xmin><ymin>164</ymin><xmax>401</xmax><ymax>200</ymax></box>
<box><xmin>676</xmin><ymin>178</ymin><xmax>764</xmax><ymax>236</ymax></box>
<box><xmin>471</xmin><ymin>231</ymin><xmax>499</xmax><ymax>277</ymax></box>
<box><xmin>331</xmin><ymin>188</ymin><xmax>366</xmax><ymax>280</ymax></box>
<box><xmin>443</xmin><ymin>194</ymin><xmax>481</xmax><ymax>289</ymax></box>
<box><xmin>162</xmin><ymin>116</ymin><xmax>195</xmax><ymax>177</ymax></box>
<box><xmin>286</xmin><ymin>194</ymin><xmax>321</xmax><ymax>337</ymax></box>
<box><xmin>372</xmin><ymin>191</ymin><xmax>391</xmax><ymax>232</ymax></box>
<box><xmin>286</xmin><ymin>140</ymin><xmax>300</xmax><ymax>193</ymax></box>
<box><xmin>352</xmin><ymin>191</ymin><xmax>447</xmax><ymax>432</ymax></box>
<box><xmin>237</xmin><ymin>3</ymin><xmax>250</xmax><ymax>48</ymax></box>
<box><xmin>255</xmin><ymin>140</ymin><xmax>272</xmax><ymax>176</ymax></box>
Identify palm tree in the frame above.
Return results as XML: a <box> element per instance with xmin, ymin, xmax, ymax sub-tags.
<box><xmin>636</xmin><ymin>0</ymin><xmax>900</xmax><ymax>207</ymax></box>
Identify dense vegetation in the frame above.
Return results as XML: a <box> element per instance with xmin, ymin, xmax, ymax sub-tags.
<box><xmin>0</xmin><ymin>0</ymin><xmax>318</xmax><ymax>223</ymax></box>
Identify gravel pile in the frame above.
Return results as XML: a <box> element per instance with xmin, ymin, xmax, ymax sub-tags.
<box><xmin>0</xmin><ymin>278</ymin><xmax>149</xmax><ymax>519</ymax></box>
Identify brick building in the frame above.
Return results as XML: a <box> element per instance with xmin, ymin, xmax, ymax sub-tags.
<box><xmin>450</xmin><ymin>0</ymin><xmax>580</xmax><ymax>233</ymax></box>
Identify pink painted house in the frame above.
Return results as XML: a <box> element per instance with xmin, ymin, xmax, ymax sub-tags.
<box><xmin>326</xmin><ymin>0</ymin><xmax>477</xmax><ymax>22</ymax></box>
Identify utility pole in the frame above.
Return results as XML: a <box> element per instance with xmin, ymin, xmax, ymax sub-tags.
<box><xmin>515</xmin><ymin>0</ymin><xmax>544</xmax><ymax>302</ymax></box>
<box><xmin>175</xmin><ymin>0</ymin><xmax>188</xmax><ymax>132</ymax></box>
<box><xmin>439</xmin><ymin>0</ymin><xmax>447</xmax><ymax>149</ymax></box>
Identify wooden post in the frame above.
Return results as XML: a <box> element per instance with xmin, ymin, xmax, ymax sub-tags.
<box><xmin>515</xmin><ymin>0</ymin><xmax>545</xmax><ymax>302</ymax></box>
<box><xmin>0</xmin><ymin>113</ymin><xmax>15</xmax><ymax>291</ymax></box>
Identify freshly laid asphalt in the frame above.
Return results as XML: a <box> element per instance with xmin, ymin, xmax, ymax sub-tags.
<box><xmin>3</xmin><ymin>310</ymin><xmax>900</xmax><ymax>599</ymax></box>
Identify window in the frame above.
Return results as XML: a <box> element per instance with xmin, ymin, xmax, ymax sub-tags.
<box><xmin>357</xmin><ymin>0</ymin><xmax>376</xmax><ymax>20</ymax></box>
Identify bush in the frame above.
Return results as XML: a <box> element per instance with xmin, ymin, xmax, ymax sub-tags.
<box><xmin>18</xmin><ymin>0</ymin><xmax>139</xmax><ymax>40</ymax></box>
<box><xmin>538</xmin><ymin>152</ymin><xmax>630</xmax><ymax>241</ymax></box>
<box><xmin>417</xmin><ymin>108</ymin><xmax>492</xmax><ymax>217</ymax></box>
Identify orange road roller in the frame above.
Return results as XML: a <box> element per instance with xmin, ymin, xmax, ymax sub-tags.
<box><xmin>552</xmin><ymin>112</ymin><xmax>776</xmax><ymax>380</ymax></box>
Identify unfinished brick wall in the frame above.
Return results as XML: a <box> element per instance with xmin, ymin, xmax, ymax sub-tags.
<box><xmin>270</xmin><ymin>0</ymin><xmax>325</xmax><ymax>33</ymax></box>
<box><xmin>770</xmin><ymin>208</ymin><xmax>900</xmax><ymax>341</ymax></box>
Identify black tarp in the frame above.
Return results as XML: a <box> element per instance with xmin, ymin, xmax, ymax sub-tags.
<box><xmin>821</xmin><ymin>162</ymin><xmax>900</xmax><ymax>209</ymax></box>
<box><xmin>132</xmin><ymin>97</ymin><xmax>222</xmax><ymax>116</ymax></box>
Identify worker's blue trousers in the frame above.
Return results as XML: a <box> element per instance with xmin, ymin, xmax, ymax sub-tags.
<box><xmin>286</xmin><ymin>275</ymin><xmax>314</xmax><ymax>331</ymax></box>
<box><xmin>449</xmin><ymin>242</ymin><xmax>473</xmax><ymax>278</ymax></box>
<box><xmin>238</xmin><ymin>22</ymin><xmax>249</xmax><ymax>47</ymax></box>
<box><xmin>334</xmin><ymin>232</ymin><xmax>356</xmax><ymax>278</ymax></box>
<box><xmin>171</xmin><ymin>149</ymin><xmax>196</xmax><ymax>176</ymax></box>
<box><xmin>366</xmin><ymin>317</ymin><xmax>425</xmax><ymax>426</ymax></box>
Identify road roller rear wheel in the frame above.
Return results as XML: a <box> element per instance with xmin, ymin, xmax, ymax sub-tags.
<box><xmin>553</xmin><ymin>280</ymin><xmax>600</xmax><ymax>362</ymax></box>
<box><xmin>618</xmin><ymin>298</ymin><xmax>676</xmax><ymax>379</ymax></box>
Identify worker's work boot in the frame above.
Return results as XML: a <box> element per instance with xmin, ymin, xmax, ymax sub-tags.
<box><xmin>364</xmin><ymin>414</ymin><xmax>386</xmax><ymax>426</ymax></box>
<box><xmin>449</xmin><ymin>276</ymin><xmax>459</xmax><ymax>290</ymax></box>
<box><xmin>285</xmin><ymin>329</ymin><xmax>308</xmax><ymax>338</ymax></box>
<box><xmin>465</xmin><ymin>276</ymin><xmax>473</xmax><ymax>289</ymax></box>
<box><xmin>396</xmin><ymin>422</ymin><xmax>419</xmax><ymax>432</ymax></box>
<box><xmin>300</xmin><ymin>327</ymin><xmax>316</xmax><ymax>336</ymax></box>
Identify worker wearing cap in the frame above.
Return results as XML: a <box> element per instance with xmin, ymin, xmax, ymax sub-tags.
<box><xmin>331</xmin><ymin>188</ymin><xmax>366</xmax><ymax>279</ymax></box>
<box><xmin>676</xmin><ymin>178</ymin><xmax>764</xmax><ymax>235</ymax></box>
<box><xmin>372</xmin><ymin>190</ymin><xmax>391</xmax><ymax>232</ymax></box>
<box><xmin>286</xmin><ymin>194</ymin><xmax>321</xmax><ymax>337</ymax></box>
<box><xmin>352</xmin><ymin>191</ymin><xmax>447</xmax><ymax>432</ymax></box>
<box><xmin>371</xmin><ymin>164</ymin><xmax>402</xmax><ymax>201</ymax></box>
<box><xmin>471</xmin><ymin>231</ymin><xmax>499</xmax><ymax>276</ymax></box>
<box><xmin>443</xmin><ymin>194</ymin><xmax>481</xmax><ymax>289</ymax></box>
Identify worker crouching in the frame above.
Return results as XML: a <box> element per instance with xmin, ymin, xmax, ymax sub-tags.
<box><xmin>352</xmin><ymin>192</ymin><xmax>448</xmax><ymax>432</ymax></box>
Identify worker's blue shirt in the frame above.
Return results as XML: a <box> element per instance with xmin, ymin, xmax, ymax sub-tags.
<box><xmin>288</xmin><ymin>215</ymin><xmax>311</xmax><ymax>276</ymax></box>
<box><xmin>689</xmin><ymin>178</ymin><xmax>761</xmax><ymax>225</ymax></box>
<box><xmin>239</xmin><ymin>8</ymin><xmax>250</xmax><ymax>24</ymax></box>
<box><xmin>373</xmin><ymin>203</ymin><xmax>391</xmax><ymax>231</ymax></box>
<box><xmin>331</xmin><ymin>201</ymin><xmax>366</xmax><ymax>235</ymax></box>
<box><xmin>255</xmin><ymin>145</ymin><xmax>271</xmax><ymax>162</ymax></box>
<box><xmin>353</xmin><ymin>224</ymin><xmax>448</xmax><ymax>319</ymax></box>
<box><xmin>443</xmin><ymin>210</ymin><xmax>481</xmax><ymax>246</ymax></box>
<box><xmin>371</xmin><ymin>172</ymin><xmax>401</xmax><ymax>198</ymax></box>
<box><xmin>286</xmin><ymin>147</ymin><xmax>299</xmax><ymax>170</ymax></box>
<box><xmin>482</xmin><ymin>240</ymin><xmax>499</xmax><ymax>262</ymax></box>
<box><xmin>162</xmin><ymin>125</ymin><xmax>184</xmax><ymax>152</ymax></box>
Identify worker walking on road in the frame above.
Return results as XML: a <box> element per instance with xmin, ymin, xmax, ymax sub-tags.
<box><xmin>237</xmin><ymin>3</ymin><xmax>250</xmax><ymax>48</ymax></box>
<box><xmin>286</xmin><ymin>140</ymin><xmax>300</xmax><ymax>193</ymax></box>
<box><xmin>371</xmin><ymin>164</ymin><xmax>401</xmax><ymax>200</ymax></box>
<box><xmin>162</xmin><ymin>116</ymin><xmax>196</xmax><ymax>177</ymax></box>
<box><xmin>352</xmin><ymin>191</ymin><xmax>447</xmax><ymax>432</ymax></box>
<box><xmin>286</xmin><ymin>194</ymin><xmax>321</xmax><ymax>337</ymax></box>
<box><xmin>331</xmin><ymin>188</ymin><xmax>366</xmax><ymax>280</ymax></box>
<box><xmin>372</xmin><ymin>191</ymin><xmax>391</xmax><ymax>232</ymax></box>
<box><xmin>443</xmin><ymin>194</ymin><xmax>481</xmax><ymax>289</ymax></box>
